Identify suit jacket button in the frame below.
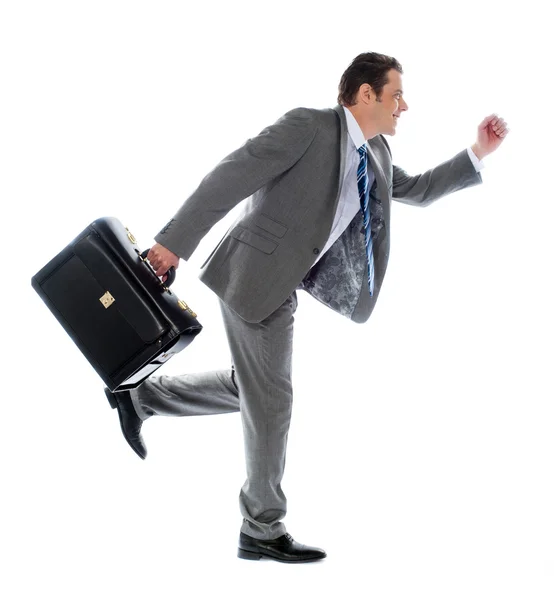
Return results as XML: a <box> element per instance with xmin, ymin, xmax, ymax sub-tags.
<box><xmin>313</xmin><ymin>248</ymin><xmax>320</xmax><ymax>254</ymax></box>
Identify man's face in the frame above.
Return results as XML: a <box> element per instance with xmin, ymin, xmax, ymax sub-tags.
<box><xmin>369</xmin><ymin>69</ymin><xmax>409</xmax><ymax>135</ymax></box>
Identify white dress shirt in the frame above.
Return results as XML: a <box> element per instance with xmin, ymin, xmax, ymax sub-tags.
<box><xmin>310</xmin><ymin>106</ymin><xmax>485</xmax><ymax>269</ymax></box>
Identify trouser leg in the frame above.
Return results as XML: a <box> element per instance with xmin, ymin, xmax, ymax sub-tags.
<box><xmin>128</xmin><ymin>367</ymin><xmax>240</xmax><ymax>421</ymax></box>
<box><xmin>219</xmin><ymin>290</ymin><xmax>298</xmax><ymax>540</ymax></box>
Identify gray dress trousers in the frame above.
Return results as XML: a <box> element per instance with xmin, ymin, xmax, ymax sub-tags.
<box><xmin>128</xmin><ymin>288</ymin><xmax>299</xmax><ymax>540</ymax></box>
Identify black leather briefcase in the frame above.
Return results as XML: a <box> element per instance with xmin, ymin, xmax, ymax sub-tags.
<box><xmin>31</xmin><ymin>216</ymin><xmax>203</xmax><ymax>392</ymax></box>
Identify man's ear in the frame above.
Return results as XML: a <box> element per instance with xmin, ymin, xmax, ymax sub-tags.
<box><xmin>358</xmin><ymin>82</ymin><xmax>372</xmax><ymax>103</ymax></box>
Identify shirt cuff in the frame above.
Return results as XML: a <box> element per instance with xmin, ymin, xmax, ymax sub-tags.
<box><xmin>467</xmin><ymin>146</ymin><xmax>485</xmax><ymax>172</ymax></box>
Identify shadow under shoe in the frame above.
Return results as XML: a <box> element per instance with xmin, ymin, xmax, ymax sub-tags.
<box><xmin>238</xmin><ymin>532</ymin><xmax>326</xmax><ymax>563</ymax></box>
<box><xmin>104</xmin><ymin>388</ymin><xmax>147</xmax><ymax>460</ymax></box>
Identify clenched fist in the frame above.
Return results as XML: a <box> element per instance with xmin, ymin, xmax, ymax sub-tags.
<box><xmin>472</xmin><ymin>113</ymin><xmax>510</xmax><ymax>159</ymax></box>
<box><xmin>146</xmin><ymin>243</ymin><xmax>180</xmax><ymax>283</ymax></box>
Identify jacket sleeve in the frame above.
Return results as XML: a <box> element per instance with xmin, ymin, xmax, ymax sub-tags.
<box><xmin>154</xmin><ymin>107</ymin><xmax>319</xmax><ymax>260</ymax></box>
<box><xmin>379</xmin><ymin>134</ymin><xmax>483</xmax><ymax>208</ymax></box>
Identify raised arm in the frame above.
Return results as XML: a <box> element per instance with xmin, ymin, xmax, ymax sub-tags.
<box><xmin>380</xmin><ymin>134</ymin><xmax>483</xmax><ymax>208</ymax></box>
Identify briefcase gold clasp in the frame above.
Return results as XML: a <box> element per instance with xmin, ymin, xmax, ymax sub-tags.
<box><xmin>178</xmin><ymin>299</ymin><xmax>197</xmax><ymax>318</ymax></box>
<box><xmin>126</xmin><ymin>228</ymin><xmax>137</xmax><ymax>244</ymax></box>
<box><xmin>100</xmin><ymin>291</ymin><xmax>115</xmax><ymax>308</ymax></box>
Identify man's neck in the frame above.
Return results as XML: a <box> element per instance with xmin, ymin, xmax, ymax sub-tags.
<box><xmin>344</xmin><ymin>104</ymin><xmax>379</xmax><ymax>140</ymax></box>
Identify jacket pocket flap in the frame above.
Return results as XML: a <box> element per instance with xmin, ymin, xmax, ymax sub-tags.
<box><xmin>230</xmin><ymin>226</ymin><xmax>278</xmax><ymax>254</ymax></box>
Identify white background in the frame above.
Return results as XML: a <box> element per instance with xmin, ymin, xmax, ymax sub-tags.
<box><xmin>2</xmin><ymin>0</ymin><xmax>553</xmax><ymax>598</ymax></box>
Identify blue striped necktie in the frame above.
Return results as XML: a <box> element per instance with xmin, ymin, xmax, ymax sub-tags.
<box><xmin>357</xmin><ymin>144</ymin><xmax>375</xmax><ymax>296</ymax></box>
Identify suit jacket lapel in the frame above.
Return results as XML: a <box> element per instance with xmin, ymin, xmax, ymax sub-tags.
<box><xmin>366</xmin><ymin>139</ymin><xmax>388</xmax><ymax>198</ymax></box>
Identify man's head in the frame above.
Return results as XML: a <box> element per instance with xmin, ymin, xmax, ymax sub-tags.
<box><xmin>338</xmin><ymin>52</ymin><xmax>408</xmax><ymax>139</ymax></box>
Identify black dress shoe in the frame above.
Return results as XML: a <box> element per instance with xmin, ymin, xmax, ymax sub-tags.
<box><xmin>238</xmin><ymin>532</ymin><xmax>326</xmax><ymax>563</ymax></box>
<box><xmin>104</xmin><ymin>388</ymin><xmax>147</xmax><ymax>460</ymax></box>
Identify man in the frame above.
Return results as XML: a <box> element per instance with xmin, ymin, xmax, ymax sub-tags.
<box><xmin>104</xmin><ymin>52</ymin><xmax>509</xmax><ymax>563</ymax></box>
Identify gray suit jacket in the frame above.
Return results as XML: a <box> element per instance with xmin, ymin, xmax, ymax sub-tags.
<box><xmin>154</xmin><ymin>105</ymin><xmax>483</xmax><ymax>324</ymax></box>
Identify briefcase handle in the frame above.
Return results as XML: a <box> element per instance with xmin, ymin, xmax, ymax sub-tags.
<box><xmin>139</xmin><ymin>248</ymin><xmax>176</xmax><ymax>288</ymax></box>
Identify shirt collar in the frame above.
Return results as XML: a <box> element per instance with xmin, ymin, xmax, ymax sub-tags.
<box><xmin>343</xmin><ymin>105</ymin><xmax>367</xmax><ymax>151</ymax></box>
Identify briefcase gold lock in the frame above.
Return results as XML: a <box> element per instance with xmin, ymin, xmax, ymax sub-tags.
<box><xmin>126</xmin><ymin>227</ymin><xmax>137</xmax><ymax>244</ymax></box>
<box><xmin>178</xmin><ymin>299</ymin><xmax>197</xmax><ymax>318</ymax></box>
<box><xmin>100</xmin><ymin>291</ymin><xmax>115</xmax><ymax>308</ymax></box>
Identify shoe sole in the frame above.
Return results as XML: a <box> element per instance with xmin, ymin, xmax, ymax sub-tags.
<box><xmin>237</xmin><ymin>547</ymin><xmax>325</xmax><ymax>562</ymax></box>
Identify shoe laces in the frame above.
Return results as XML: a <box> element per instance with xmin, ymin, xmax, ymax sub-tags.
<box><xmin>284</xmin><ymin>533</ymin><xmax>294</xmax><ymax>543</ymax></box>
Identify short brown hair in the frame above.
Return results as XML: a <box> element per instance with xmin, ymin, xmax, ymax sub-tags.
<box><xmin>338</xmin><ymin>52</ymin><xmax>403</xmax><ymax>106</ymax></box>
